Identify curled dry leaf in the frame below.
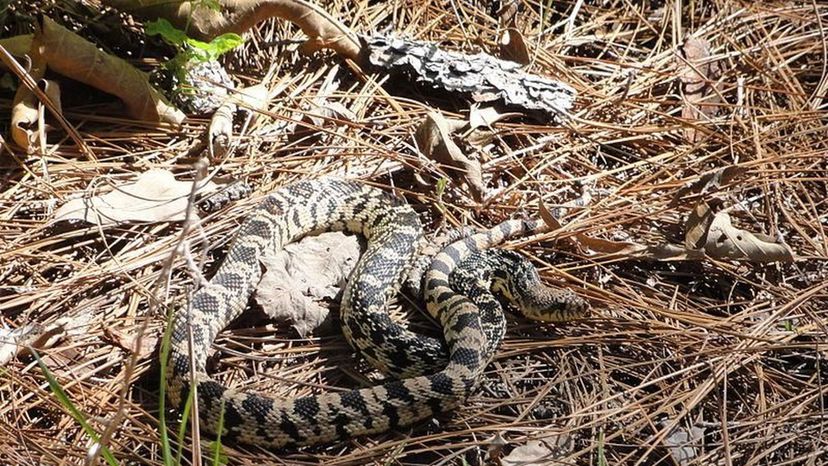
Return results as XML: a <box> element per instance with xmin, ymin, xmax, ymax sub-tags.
<box><xmin>673</xmin><ymin>166</ymin><xmax>746</xmax><ymax>204</ymax></box>
<box><xmin>288</xmin><ymin>70</ymin><xmax>356</xmax><ymax>146</ymax></box>
<box><xmin>684</xmin><ymin>200</ymin><xmax>720</xmax><ymax>249</ymax></box>
<box><xmin>539</xmin><ymin>197</ymin><xmax>706</xmax><ymax>261</ymax></box>
<box><xmin>684</xmin><ymin>200</ymin><xmax>794</xmax><ymax>262</ymax></box>
<box><xmin>53</xmin><ymin>169</ymin><xmax>218</xmax><ymax>227</ymax></box>
<box><xmin>13</xmin><ymin>78</ymin><xmax>66</xmax><ymax>153</ymax></box>
<box><xmin>502</xmin><ymin>441</ymin><xmax>554</xmax><ymax>466</ymax></box>
<box><xmin>540</xmin><ymin>193</ymin><xmax>792</xmax><ymax>263</ymax></box>
<box><xmin>501</xmin><ymin>434</ymin><xmax>571</xmax><ymax>466</ymax></box>
<box><xmin>102</xmin><ymin>327</ymin><xmax>159</xmax><ymax>359</ymax></box>
<box><xmin>465</xmin><ymin>104</ymin><xmax>521</xmax><ymax>149</ymax></box>
<box><xmin>255</xmin><ymin>232</ymin><xmax>363</xmax><ymax>337</ymax></box>
<box><xmin>10</xmin><ymin>40</ymin><xmax>47</xmax><ymax>151</ymax></box>
<box><xmin>415</xmin><ymin>111</ymin><xmax>485</xmax><ymax>201</ymax></box>
<box><xmin>704</xmin><ymin>211</ymin><xmax>794</xmax><ymax>262</ymax></box>
<box><xmin>0</xmin><ymin>35</ymin><xmax>33</xmax><ymax>59</ymax></box>
<box><xmin>288</xmin><ymin>99</ymin><xmax>355</xmax><ymax>146</ymax></box>
<box><xmin>499</xmin><ymin>27</ymin><xmax>530</xmax><ymax>64</ymax></box>
<box><xmin>678</xmin><ymin>36</ymin><xmax>723</xmax><ymax>142</ymax></box>
<box><xmin>497</xmin><ymin>0</ymin><xmax>521</xmax><ymax>28</ymax></box>
<box><xmin>468</xmin><ymin>104</ymin><xmax>521</xmax><ymax>130</ymax></box>
<box><xmin>486</xmin><ymin>432</ymin><xmax>508</xmax><ymax>461</ymax></box>
<box><xmin>35</xmin><ymin>16</ymin><xmax>184</xmax><ymax>125</ymax></box>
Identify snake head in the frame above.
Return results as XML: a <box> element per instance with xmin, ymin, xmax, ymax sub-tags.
<box><xmin>493</xmin><ymin>250</ymin><xmax>591</xmax><ymax>322</ymax></box>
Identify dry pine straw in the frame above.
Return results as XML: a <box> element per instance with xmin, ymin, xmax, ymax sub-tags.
<box><xmin>1</xmin><ymin>1</ymin><xmax>828</xmax><ymax>465</ymax></box>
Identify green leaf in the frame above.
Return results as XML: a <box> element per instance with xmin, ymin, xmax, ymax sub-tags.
<box><xmin>184</xmin><ymin>37</ymin><xmax>214</xmax><ymax>53</ymax></box>
<box><xmin>185</xmin><ymin>33</ymin><xmax>243</xmax><ymax>61</ymax></box>
<box><xmin>158</xmin><ymin>302</ymin><xmax>180</xmax><ymax>466</ymax></box>
<box><xmin>209</xmin><ymin>33</ymin><xmax>244</xmax><ymax>56</ymax></box>
<box><xmin>145</xmin><ymin>19</ymin><xmax>188</xmax><ymax>47</ymax></box>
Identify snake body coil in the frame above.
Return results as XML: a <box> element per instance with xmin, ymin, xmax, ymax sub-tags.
<box><xmin>167</xmin><ymin>178</ymin><xmax>587</xmax><ymax>448</ymax></box>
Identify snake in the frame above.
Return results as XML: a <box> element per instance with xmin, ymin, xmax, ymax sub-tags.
<box><xmin>166</xmin><ymin>178</ymin><xmax>589</xmax><ymax>448</ymax></box>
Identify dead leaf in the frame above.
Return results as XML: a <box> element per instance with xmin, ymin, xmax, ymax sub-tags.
<box><xmin>10</xmin><ymin>39</ymin><xmax>46</xmax><ymax>151</ymax></box>
<box><xmin>102</xmin><ymin>327</ymin><xmax>158</xmax><ymax>359</ymax></box>
<box><xmin>12</xmin><ymin>77</ymin><xmax>65</xmax><ymax>152</ymax></box>
<box><xmin>678</xmin><ymin>36</ymin><xmax>722</xmax><ymax>142</ymax></box>
<box><xmin>52</xmin><ymin>169</ymin><xmax>217</xmax><ymax>226</ymax></box>
<box><xmin>464</xmin><ymin>105</ymin><xmax>521</xmax><ymax>149</ymax></box>
<box><xmin>499</xmin><ymin>27</ymin><xmax>530</xmax><ymax>64</ymax></box>
<box><xmin>486</xmin><ymin>432</ymin><xmax>508</xmax><ymax>461</ymax></box>
<box><xmin>673</xmin><ymin>166</ymin><xmax>746</xmax><ymax>204</ymax></box>
<box><xmin>502</xmin><ymin>435</ymin><xmax>570</xmax><ymax>466</ymax></box>
<box><xmin>662</xmin><ymin>421</ymin><xmax>705</xmax><ymax>465</ymax></box>
<box><xmin>0</xmin><ymin>325</ymin><xmax>41</xmax><ymax>366</ymax></box>
<box><xmin>36</xmin><ymin>16</ymin><xmax>184</xmax><ymax>125</ymax></box>
<box><xmin>0</xmin><ymin>35</ymin><xmax>33</xmax><ymax>59</ymax></box>
<box><xmin>684</xmin><ymin>200</ymin><xmax>718</xmax><ymax>249</ymax></box>
<box><xmin>256</xmin><ymin>232</ymin><xmax>363</xmax><ymax>337</ymax></box>
<box><xmin>540</xmin><ymin>197</ymin><xmax>706</xmax><ymax>261</ymax></box>
<box><xmin>704</xmin><ymin>211</ymin><xmax>794</xmax><ymax>262</ymax></box>
<box><xmin>468</xmin><ymin>105</ymin><xmax>521</xmax><ymax>130</ymax></box>
<box><xmin>415</xmin><ymin>111</ymin><xmax>485</xmax><ymax>201</ymax></box>
<box><xmin>497</xmin><ymin>1</ymin><xmax>521</xmax><ymax>29</ymax></box>
<box><xmin>502</xmin><ymin>441</ymin><xmax>553</xmax><ymax>466</ymax></box>
<box><xmin>289</xmin><ymin>99</ymin><xmax>356</xmax><ymax>145</ymax></box>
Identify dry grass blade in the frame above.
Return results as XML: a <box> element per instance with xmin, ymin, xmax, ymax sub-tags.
<box><xmin>1</xmin><ymin>1</ymin><xmax>827</xmax><ymax>465</ymax></box>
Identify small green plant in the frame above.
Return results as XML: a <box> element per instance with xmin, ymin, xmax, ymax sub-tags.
<box><xmin>435</xmin><ymin>177</ymin><xmax>449</xmax><ymax>214</ymax></box>
<box><xmin>157</xmin><ymin>302</ymin><xmax>176</xmax><ymax>466</ymax></box>
<box><xmin>435</xmin><ymin>177</ymin><xmax>449</xmax><ymax>199</ymax></box>
<box><xmin>145</xmin><ymin>18</ymin><xmax>243</xmax><ymax>79</ymax></box>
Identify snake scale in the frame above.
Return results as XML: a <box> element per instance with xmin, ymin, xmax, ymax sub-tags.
<box><xmin>167</xmin><ymin>178</ymin><xmax>588</xmax><ymax>448</ymax></box>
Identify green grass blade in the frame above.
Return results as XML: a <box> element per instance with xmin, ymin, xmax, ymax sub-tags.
<box><xmin>33</xmin><ymin>350</ymin><xmax>119</xmax><ymax>466</ymax></box>
<box><xmin>158</xmin><ymin>303</ymin><xmax>177</xmax><ymax>466</ymax></box>
<box><xmin>209</xmin><ymin>400</ymin><xmax>227</xmax><ymax>466</ymax></box>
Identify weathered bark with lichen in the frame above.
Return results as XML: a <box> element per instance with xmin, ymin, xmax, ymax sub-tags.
<box><xmin>362</xmin><ymin>35</ymin><xmax>576</xmax><ymax>121</ymax></box>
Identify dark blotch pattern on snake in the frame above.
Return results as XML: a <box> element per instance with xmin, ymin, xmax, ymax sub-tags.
<box><xmin>166</xmin><ymin>178</ymin><xmax>589</xmax><ymax>448</ymax></box>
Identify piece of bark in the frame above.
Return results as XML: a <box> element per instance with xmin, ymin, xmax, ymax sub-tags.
<box><xmin>363</xmin><ymin>35</ymin><xmax>576</xmax><ymax>121</ymax></box>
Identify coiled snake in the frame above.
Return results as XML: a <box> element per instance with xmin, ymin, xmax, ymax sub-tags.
<box><xmin>167</xmin><ymin>178</ymin><xmax>588</xmax><ymax>448</ymax></box>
